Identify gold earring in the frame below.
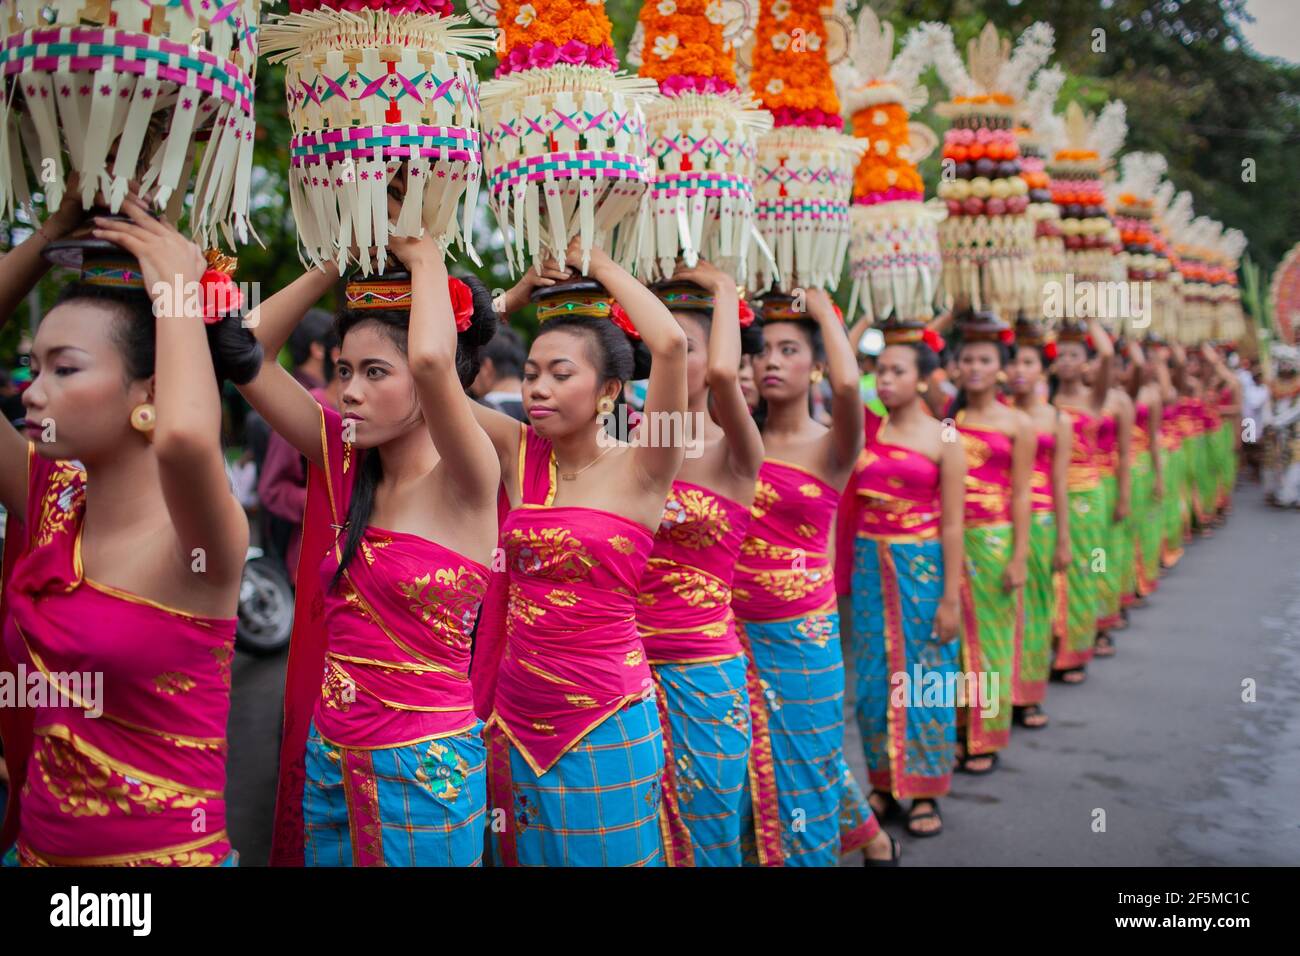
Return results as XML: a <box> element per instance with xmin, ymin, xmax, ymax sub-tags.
<box><xmin>130</xmin><ymin>403</ymin><xmax>156</xmax><ymax>437</ymax></box>
<box><xmin>996</xmin><ymin>370</ymin><xmax>1008</xmax><ymax>384</ymax></box>
<box><xmin>596</xmin><ymin>396</ymin><xmax>615</xmax><ymax>416</ymax></box>
<box><xmin>810</xmin><ymin>369</ymin><xmax>825</xmax><ymax>384</ymax></box>
<box><xmin>917</xmin><ymin>382</ymin><xmax>929</xmax><ymax>394</ymax></box>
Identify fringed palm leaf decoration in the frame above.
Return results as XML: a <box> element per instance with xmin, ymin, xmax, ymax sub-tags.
<box><xmin>0</xmin><ymin>0</ymin><xmax>261</xmax><ymax>248</ymax></box>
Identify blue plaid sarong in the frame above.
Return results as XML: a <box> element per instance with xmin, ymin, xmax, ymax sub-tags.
<box><xmin>302</xmin><ymin>720</ymin><xmax>487</xmax><ymax>866</ymax></box>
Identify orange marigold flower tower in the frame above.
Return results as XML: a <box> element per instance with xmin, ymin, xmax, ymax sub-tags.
<box><xmin>469</xmin><ymin>0</ymin><xmax>656</xmax><ymax>275</ymax></box>
<box><xmin>1110</xmin><ymin>151</ymin><xmax>1175</xmax><ymax>340</ymax></box>
<box><xmin>262</xmin><ymin>4</ymin><xmax>495</xmax><ymax>274</ymax></box>
<box><xmin>930</xmin><ymin>20</ymin><xmax>1055</xmax><ymax>316</ymax></box>
<box><xmin>1046</xmin><ymin>98</ymin><xmax>1127</xmax><ymax>327</ymax></box>
<box><xmin>1212</xmin><ymin>227</ymin><xmax>1247</xmax><ymax>344</ymax></box>
<box><xmin>745</xmin><ymin>0</ymin><xmax>864</xmax><ymax>293</ymax></box>
<box><xmin>0</xmin><ymin>0</ymin><xmax>263</xmax><ymax>248</ymax></box>
<box><xmin>1163</xmin><ymin>190</ymin><xmax>1201</xmax><ymax>345</ymax></box>
<box><xmin>628</xmin><ymin>0</ymin><xmax>772</xmax><ymax>282</ymax></box>
<box><xmin>834</xmin><ymin>8</ymin><xmax>944</xmax><ymax>323</ymax></box>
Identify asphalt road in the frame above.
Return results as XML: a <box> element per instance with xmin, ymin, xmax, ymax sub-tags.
<box><xmin>223</xmin><ymin>483</ymin><xmax>1300</xmax><ymax>866</ymax></box>
<box><xmin>840</xmin><ymin>483</ymin><xmax>1300</xmax><ymax>865</ymax></box>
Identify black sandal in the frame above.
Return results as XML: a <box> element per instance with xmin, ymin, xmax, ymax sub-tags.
<box><xmin>906</xmin><ymin>799</ymin><xmax>943</xmax><ymax>839</ymax></box>
<box><xmin>956</xmin><ymin>751</ymin><xmax>999</xmax><ymax>775</ymax></box>
<box><xmin>863</xmin><ymin>832</ymin><xmax>902</xmax><ymax>867</ymax></box>
<box><xmin>1051</xmin><ymin>667</ymin><xmax>1087</xmax><ymax>685</ymax></box>
<box><xmin>1013</xmin><ymin>704</ymin><xmax>1049</xmax><ymax>729</ymax></box>
<box><xmin>1094</xmin><ymin>633</ymin><xmax>1116</xmax><ymax>657</ymax></box>
<box><xmin>867</xmin><ymin>789</ymin><xmax>903</xmax><ymax>822</ymax></box>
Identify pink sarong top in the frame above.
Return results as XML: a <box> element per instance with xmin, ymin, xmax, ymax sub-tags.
<box><xmin>0</xmin><ymin>449</ymin><xmax>235</xmax><ymax>866</ymax></box>
<box><xmin>270</xmin><ymin>405</ymin><xmax>489</xmax><ymax>865</ymax></box>
<box><xmin>854</xmin><ymin>412</ymin><xmax>942</xmax><ymax>541</ymax></box>
<box><xmin>637</xmin><ymin>480</ymin><xmax>751</xmax><ymax>664</ymax></box>
<box><xmin>733</xmin><ymin>459</ymin><xmax>840</xmax><ymax>622</ymax></box>
<box><xmin>311</xmin><ymin>406</ymin><xmax>489</xmax><ymax>747</ymax></box>
<box><xmin>1031</xmin><ymin>427</ymin><xmax>1056</xmax><ymax>512</ymax></box>
<box><xmin>955</xmin><ymin>414</ymin><xmax>1013</xmax><ymax>525</ymax></box>
<box><xmin>488</xmin><ymin>428</ymin><xmax>656</xmax><ymax>775</ymax></box>
<box><xmin>1058</xmin><ymin>406</ymin><xmax>1101</xmax><ymax>490</ymax></box>
<box><xmin>1095</xmin><ymin>413</ymin><xmax>1118</xmax><ymax>473</ymax></box>
<box><xmin>1132</xmin><ymin>402</ymin><xmax>1152</xmax><ymax>455</ymax></box>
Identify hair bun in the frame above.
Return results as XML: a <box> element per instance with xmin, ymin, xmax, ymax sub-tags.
<box><xmin>206</xmin><ymin>314</ymin><xmax>263</xmax><ymax>385</ymax></box>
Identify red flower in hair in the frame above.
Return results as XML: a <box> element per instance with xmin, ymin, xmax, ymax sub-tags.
<box><xmin>998</xmin><ymin>327</ymin><xmax>1015</xmax><ymax>345</ymax></box>
<box><xmin>921</xmin><ymin>328</ymin><xmax>945</xmax><ymax>354</ymax></box>
<box><xmin>200</xmin><ymin>269</ymin><xmax>241</xmax><ymax>324</ymax></box>
<box><xmin>1043</xmin><ymin>341</ymin><xmax>1058</xmax><ymax>361</ymax></box>
<box><xmin>447</xmin><ymin>277</ymin><xmax>474</xmax><ymax>332</ymax></box>
<box><xmin>831</xmin><ymin>302</ymin><xmax>844</xmax><ymax>323</ymax></box>
<box><xmin>737</xmin><ymin>298</ymin><xmax>756</xmax><ymax>328</ymax></box>
<box><xmin>609</xmin><ymin>303</ymin><xmax>642</xmax><ymax>341</ymax></box>
<box><xmin>1085</xmin><ymin>334</ymin><xmax>1095</xmax><ymax>349</ymax></box>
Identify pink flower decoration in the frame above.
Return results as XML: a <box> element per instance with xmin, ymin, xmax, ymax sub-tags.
<box><xmin>771</xmin><ymin>106</ymin><xmax>843</xmax><ymax>130</ymax></box>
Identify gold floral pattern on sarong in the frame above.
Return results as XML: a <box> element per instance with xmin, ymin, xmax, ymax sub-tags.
<box><xmin>36</xmin><ymin>462</ymin><xmax>84</xmax><ymax>548</ymax></box>
<box><xmin>359</xmin><ymin>535</ymin><xmax>392</xmax><ymax>566</ymax></box>
<box><xmin>959</xmin><ymin>432</ymin><xmax>992</xmax><ymax>469</ymax></box>
<box><xmin>739</xmin><ymin>537</ymin><xmax>821</xmax><ymax>562</ymax></box>
<box><xmin>545</xmin><ymin>588</ymin><xmax>578</xmax><ymax>607</ymax></box>
<box><xmin>153</xmin><ymin>672</ymin><xmax>196</xmax><ymax>696</ymax></box>
<box><xmin>506</xmin><ymin>526</ymin><xmax>598</xmax><ymax>581</ymax></box>
<box><xmin>507</xmin><ymin>583</ymin><xmax>547</xmax><ymax>631</ymax></box>
<box><xmin>624</xmin><ymin>649</ymin><xmax>645</xmax><ymax>666</ymax></box>
<box><xmin>608</xmin><ymin>535</ymin><xmax>635</xmax><ymax>555</ymax></box>
<box><xmin>750</xmin><ymin>480</ymin><xmax>779</xmax><ymax>519</ymax></box>
<box><xmin>660</xmin><ymin>567</ymin><xmax>731</xmax><ymax>609</ymax></box>
<box><xmin>340</xmin><ymin>577</ymin><xmax>378</xmax><ymax>626</ymax></box>
<box><xmin>752</xmin><ymin>566</ymin><xmax>829</xmax><ymax>601</ymax></box>
<box><xmin>564</xmin><ymin>693</ymin><xmax>598</xmax><ymax>708</ymax></box>
<box><xmin>210</xmin><ymin>645</ymin><xmax>233</xmax><ymax>688</ymax></box>
<box><xmin>659</xmin><ymin>488</ymin><xmax>731</xmax><ymax>549</ymax></box>
<box><xmin>34</xmin><ymin>732</ymin><xmax>207</xmax><ymax>818</ymax></box>
<box><xmin>398</xmin><ymin>566</ymin><xmax>487</xmax><ymax>643</ymax></box>
<box><xmin>798</xmin><ymin>483</ymin><xmax>823</xmax><ymax>498</ymax></box>
<box><xmin>322</xmin><ymin>659</ymin><xmax>355</xmax><ymax>713</ymax></box>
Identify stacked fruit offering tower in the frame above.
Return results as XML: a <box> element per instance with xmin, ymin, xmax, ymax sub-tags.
<box><xmin>1160</xmin><ymin>188</ymin><xmax>1196</xmax><ymax>344</ymax></box>
<box><xmin>833</xmin><ymin>8</ymin><xmax>944</xmax><ymax>323</ymax></box>
<box><xmin>930</xmin><ymin>20</ymin><xmax>1056</xmax><ymax>315</ymax></box>
<box><xmin>1047</xmin><ymin>98</ymin><xmax>1127</xmax><ymax>323</ymax></box>
<box><xmin>469</xmin><ymin>0</ymin><xmax>657</xmax><ymax>275</ymax></box>
<box><xmin>0</xmin><ymin>0</ymin><xmax>263</xmax><ymax>248</ymax></box>
<box><xmin>745</xmin><ymin>0</ymin><xmax>864</xmax><ymax>293</ymax></box>
<box><xmin>1211</xmin><ymin>227</ymin><xmax>1248</xmax><ymax>344</ymax></box>
<box><xmin>629</xmin><ymin>0</ymin><xmax>772</xmax><ymax>282</ymax></box>
<box><xmin>1016</xmin><ymin>65</ymin><xmax>1067</xmax><ymax>316</ymax></box>
<box><xmin>1111</xmin><ymin>152</ymin><xmax>1175</xmax><ymax>340</ymax></box>
<box><xmin>1166</xmin><ymin>198</ymin><xmax>1218</xmax><ymax>345</ymax></box>
<box><xmin>262</xmin><ymin>2</ymin><xmax>495</xmax><ymax>273</ymax></box>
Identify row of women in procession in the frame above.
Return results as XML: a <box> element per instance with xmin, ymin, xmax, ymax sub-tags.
<box><xmin>0</xmin><ymin>0</ymin><xmax>1258</xmax><ymax>867</ymax></box>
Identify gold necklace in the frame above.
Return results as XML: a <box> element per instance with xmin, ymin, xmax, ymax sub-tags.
<box><xmin>556</xmin><ymin>444</ymin><xmax>617</xmax><ymax>481</ymax></box>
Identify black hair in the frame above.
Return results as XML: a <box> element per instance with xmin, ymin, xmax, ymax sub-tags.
<box><xmin>949</xmin><ymin>338</ymin><xmax>1010</xmax><ymax>418</ymax></box>
<box><xmin>481</xmin><ymin>324</ymin><xmax>526</xmax><ymax>380</ymax></box>
<box><xmin>740</xmin><ymin>321</ymin><xmax>765</xmax><ymax>356</ymax></box>
<box><xmin>54</xmin><ymin>281</ymin><xmax>263</xmax><ymax>385</ymax></box>
<box><xmin>329</xmin><ymin>273</ymin><xmax>498</xmax><ymax>590</ymax></box>
<box><xmin>289</xmin><ymin>307</ymin><xmax>336</xmax><ymax>368</ymax></box>
<box><xmin>881</xmin><ymin>340</ymin><xmax>940</xmax><ymax>380</ymax></box>
<box><xmin>533</xmin><ymin>310</ymin><xmax>653</xmax><ymax>382</ymax></box>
